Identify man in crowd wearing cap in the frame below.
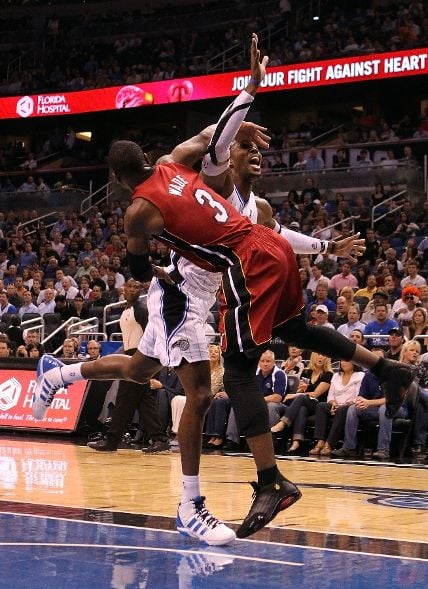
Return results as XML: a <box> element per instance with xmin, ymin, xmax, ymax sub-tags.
<box><xmin>385</xmin><ymin>328</ymin><xmax>405</xmax><ymax>361</ymax></box>
<box><xmin>289</xmin><ymin>220</ymin><xmax>300</xmax><ymax>231</ymax></box>
<box><xmin>314</xmin><ymin>305</ymin><xmax>335</xmax><ymax>329</ymax></box>
<box><xmin>364</xmin><ymin>302</ymin><xmax>399</xmax><ymax>350</ymax></box>
<box><xmin>361</xmin><ymin>289</ymin><xmax>391</xmax><ymax>324</ymax></box>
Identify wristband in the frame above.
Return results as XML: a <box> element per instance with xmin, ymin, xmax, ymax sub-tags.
<box><xmin>127</xmin><ymin>251</ymin><xmax>153</xmax><ymax>282</ymax></box>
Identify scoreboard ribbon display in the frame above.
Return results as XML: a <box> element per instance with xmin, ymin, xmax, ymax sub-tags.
<box><xmin>0</xmin><ymin>47</ymin><xmax>426</xmax><ymax>120</ymax></box>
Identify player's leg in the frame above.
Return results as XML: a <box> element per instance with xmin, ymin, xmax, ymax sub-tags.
<box><xmin>33</xmin><ymin>351</ymin><xmax>161</xmax><ymax>420</ymax></box>
<box><xmin>175</xmin><ymin>359</ymin><xmax>236</xmax><ymax>546</ymax></box>
<box><xmin>222</xmin><ymin>351</ymin><xmax>301</xmax><ymax>539</ymax></box>
<box><xmin>175</xmin><ymin>360</ymin><xmax>211</xmax><ymax>476</ymax></box>
<box><xmin>273</xmin><ymin>311</ymin><xmax>416</xmax><ymax>417</ymax></box>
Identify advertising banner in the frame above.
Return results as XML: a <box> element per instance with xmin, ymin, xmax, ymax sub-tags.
<box><xmin>0</xmin><ymin>370</ymin><xmax>88</xmax><ymax>432</ymax></box>
<box><xmin>0</xmin><ymin>438</ymin><xmax>84</xmax><ymax>503</ymax></box>
<box><xmin>0</xmin><ymin>47</ymin><xmax>426</xmax><ymax>120</ymax></box>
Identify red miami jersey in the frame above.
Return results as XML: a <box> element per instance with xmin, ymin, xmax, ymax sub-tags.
<box><xmin>132</xmin><ymin>162</ymin><xmax>304</xmax><ymax>354</ymax></box>
<box><xmin>132</xmin><ymin>163</ymin><xmax>253</xmax><ymax>272</ymax></box>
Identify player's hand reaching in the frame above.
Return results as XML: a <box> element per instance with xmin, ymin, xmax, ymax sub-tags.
<box><xmin>329</xmin><ymin>233</ymin><xmax>366</xmax><ymax>264</ymax></box>
<box><xmin>152</xmin><ymin>265</ymin><xmax>176</xmax><ymax>285</ymax></box>
<box><xmin>247</xmin><ymin>33</ymin><xmax>269</xmax><ymax>94</ymax></box>
<box><xmin>236</xmin><ymin>122</ymin><xmax>271</xmax><ymax>149</ymax></box>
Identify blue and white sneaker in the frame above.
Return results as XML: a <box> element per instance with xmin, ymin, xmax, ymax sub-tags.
<box><xmin>176</xmin><ymin>496</ymin><xmax>236</xmax><ymax>546</ymax></box>
<box><xmin>176</xmin><ymin>553</ymin><xmax>234</xmax><ymax>580</ymax></box>
<box><xmin>32</xmin><ymin>355</ymin><xmax>66</xmax><ymax>420</ymax></box>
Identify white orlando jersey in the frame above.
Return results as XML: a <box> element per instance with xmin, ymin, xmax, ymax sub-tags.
<box><xmin>171</xmin><ymin>186</ymin><xmax>258</xmax><ymax>294</ymax></box>
<box><xmin>226</xmin><ymin>186</ymin><xmax>258</xmax><ymax>223</ymax></box>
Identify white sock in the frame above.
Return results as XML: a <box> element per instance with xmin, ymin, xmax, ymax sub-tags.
<box><xmin>58</xmin><ymin>363</ymin><xmax>83</xmax><ymax>385</ymax></box>
<box><xmin>182</xmin><ymin>475</ymin><xmax>201</xmax><ymax>504</ymax></box>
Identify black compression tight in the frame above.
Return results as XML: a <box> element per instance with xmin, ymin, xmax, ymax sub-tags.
<box><xmin>223</xmin><ymin>353</ymin><xmax>270</xmax><ymax>438</ymax></box>
<box><xmin>273</xmin><ymin>311</ymin><xmax>357</xmax><ymax>360</ymax></box>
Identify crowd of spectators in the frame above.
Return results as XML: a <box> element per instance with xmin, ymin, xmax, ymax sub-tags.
<box><xmin>0</xmin><ymin>1</ymin><xmax>427</xmax><ymax>97</ymax></box>
<box><xmin>0</xmin><ymin>171</ymin><xmax>426</xmax><ymax>459</ymax></box>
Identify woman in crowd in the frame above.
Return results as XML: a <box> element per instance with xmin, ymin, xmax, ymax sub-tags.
<box><xmin>356</xmin><ymin>265</ymin><xmax>370</xmax><ymax>289</ymax></box>
<box><xmin>271</xmin><ymin>352</ymin><xmax>333</xmax><ymax>453</ymax></box>
<box><xmin>350</xmin><ymin>329</ymin><xmax>365</xmax><ymax>345</ymax></box>
<box><xmin>404</xmin><ymin>307</ymin><xmax>428</xmax><ymax>353</ymax></box>
<box><xmin>339</xmin><ymin>286</ymin><xmax>355</xmax><ymax>307</ymax></box>
<box><xmin>309</xmin><ymin>361</ymin><xmax>364</xmax><ymax>456</ymax></box>
<box><xmin>281</xmin><ymin>346</ymin><xmax>305</xmax><ymax>377</ymax></box>
<box><xmin>79</xmin><ymin>276</ymin><xmax>92</xmax><ymax>299</ymax></box>
<box><xmin>27</xmin><ymin>342</ymin><xmax>44</xmax><ymax>358</ymax></box>
<box><xmin>21</xmin><ymin>267</ymin><xmax>33</xmax><ymax>289</ymax></box>
<box><xmin>204</xmin><ymin>344</ymin><xmax>231</xmax><ymax>448</ymax></box>
<box><xmin>401</xmin><ymin>238</ymin><xmax>420</xmax><ymax>265</ymax></box>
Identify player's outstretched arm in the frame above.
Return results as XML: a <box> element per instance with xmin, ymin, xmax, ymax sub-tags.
<box><xmin>201</xmin><ymin>33</ymin><xmax>269</xmax><ymax>195</ymax></box>
<box><xmin>256</xmin><ymin>197</ymin><xmax>365</xmax><ymax>261</ymax></box>
<box><xmin>158</xmin><ymin>121</ymin><xmax>269</xmax><ymax>169</ymax></box>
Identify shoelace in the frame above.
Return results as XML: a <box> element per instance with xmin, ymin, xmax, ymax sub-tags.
<box><xmin>44</xmin><ymin>382</ymin><xmax>67</xmax><ymax>406</ymax></box>
<box><xmin>193</xmin><ymin>497</ymin><xmax>220</xmax><ymax>529</ymax></box>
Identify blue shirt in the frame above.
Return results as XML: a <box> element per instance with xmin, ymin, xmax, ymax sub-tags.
<box><xmin>364</xmin><ymin>318</ymin><xmax>399</xmax><ymax>349</ymax></box>
<box><xmin>256</xmin><ymin>366</ymin><xmax>287</xmax><ymax>400</ymax></box>
<box><xmin>359</xmin><ymin>372</ymin><xmax>383</xmax><ymax>400</ymax></box>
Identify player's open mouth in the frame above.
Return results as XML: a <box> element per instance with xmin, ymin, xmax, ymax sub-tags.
<box><xmin>249</xmin><ymin>156</ymin><xmax>261</xmax><ymax>171</ymax></box>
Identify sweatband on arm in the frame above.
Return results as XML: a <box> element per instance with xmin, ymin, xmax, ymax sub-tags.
<box><xmin>127</xmin><ymin>251</ymin><xmax>153</xmax><ymax>282</ymax></box>
<box><xmin>202</xmin><ymin>90</ymin><xmax>254</xmax><ymax>175</ymax></box>
<box><xmin>279</xmin><ymin>225</ymin><xmax>329</xmax><ymax>254</ymax></box>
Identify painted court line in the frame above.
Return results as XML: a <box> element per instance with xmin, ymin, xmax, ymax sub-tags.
<box><xmin>0</xmin><ymin>542</ymin><xmax>302</xmax><ymax>567</ymax></box>
<box><xmin>1</xmin><ymin>511</ymin><xmax>426</xmax><ymax>563</ymax></box>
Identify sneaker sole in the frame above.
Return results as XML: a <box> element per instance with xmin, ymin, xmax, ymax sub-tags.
<box><xmin>177</xmin><ymin>525</ymin><xmax>236</xmax><ymax>546</ymax></box>
<box><xmin>32</xmin><ymin>374</ymin><xmax>49</xmax><ymax>421</ymax></box>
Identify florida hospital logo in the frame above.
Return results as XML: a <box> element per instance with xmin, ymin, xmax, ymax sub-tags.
<box><xmin>0</xmin><ymin>377</ymin><xmax>22</xmax><ymax>411</ymax></box>
<box><xmin>16</xmin><ymin>95</ymin><xmax>34</xmax><ymax>118</ymax></box>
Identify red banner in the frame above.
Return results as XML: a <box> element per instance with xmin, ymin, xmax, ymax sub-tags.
<box><xmin>0</xmin><ymin>47</ymin><xmax>426</xmax><ymax>120</ymax></box>
<box><xmin>0</xmin><ymin>370</ymin><xmax>88</xmax><ymax>432</ymax></box>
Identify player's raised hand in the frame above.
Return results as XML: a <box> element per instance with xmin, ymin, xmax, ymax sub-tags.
<box><xmin>236</xmin><ymin>121</ymin><xmax>271</xmax><ymax>149</ymax></box>
<box><xmin>330</xmin><ymin>233</ymin><xmax>366</xmax><ymax>264</ymax></box>
<box><xmin>247</xmin><ymin>33</ymin><xmax>269</xmax><ymax>93</ymax></box>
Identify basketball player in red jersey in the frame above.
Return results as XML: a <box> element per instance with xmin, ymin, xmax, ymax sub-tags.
<box><xmin>34</xmin><ymin>34</ymin><xmax>415</xmax><ymax>542</ymax></box>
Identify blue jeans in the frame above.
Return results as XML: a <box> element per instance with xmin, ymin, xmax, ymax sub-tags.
<box><xmin>343</xmin><ymin>404</ymin><xmax>408</xmax><ymax>452</ymax></box>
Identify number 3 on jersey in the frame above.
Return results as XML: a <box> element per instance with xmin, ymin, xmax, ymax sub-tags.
<box><xmin>194</xmin><ymin>188</ymin><xmax>229</xmax><ymax>223</ymax></box>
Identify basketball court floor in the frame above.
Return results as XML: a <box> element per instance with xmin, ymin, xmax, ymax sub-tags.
<box><xmin>0</xmin><ymin>435</ymin><xmax>426</xmax><ymax>588</ymax></box>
